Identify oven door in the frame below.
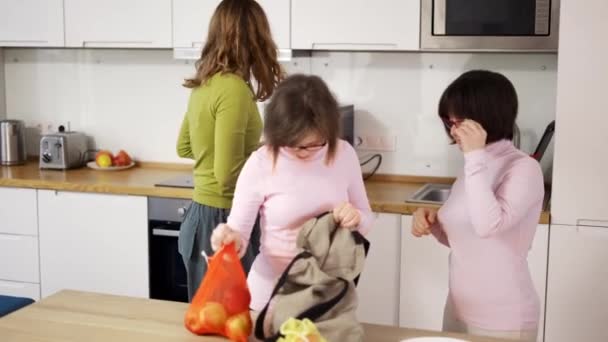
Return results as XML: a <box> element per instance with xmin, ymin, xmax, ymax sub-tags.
<box><xmin>149</xmin><ymin>220</ymin><xmax>189</xmax><ymax>302</ymax></box>
<box><xmin>420</xmin><ymin>0</ymin><xmax>560</xmax><ymax>51</ymax></box>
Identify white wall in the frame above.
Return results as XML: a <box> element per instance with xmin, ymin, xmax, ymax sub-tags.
<box><xmin>3</xmin><ymin>48</ymin><xmax>557</xmax><ymax>178</ymax></box>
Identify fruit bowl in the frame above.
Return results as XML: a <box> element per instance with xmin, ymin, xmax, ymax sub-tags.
<box><xmin>87</xmin><ymin>161</ymin><xmax>135</xmax><ymax>171</ymax></box>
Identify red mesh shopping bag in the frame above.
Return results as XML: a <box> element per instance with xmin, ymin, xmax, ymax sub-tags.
<box><xmin>184</xmin><ymin>243</ymin><xmax>252</xmax><ymax>342</ymax></box>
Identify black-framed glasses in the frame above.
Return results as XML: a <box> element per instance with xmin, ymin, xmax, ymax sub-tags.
<box><xmin>287</xmin><ymin>141</ymin><xmax>327</xmax><ymax>152</ymax></box>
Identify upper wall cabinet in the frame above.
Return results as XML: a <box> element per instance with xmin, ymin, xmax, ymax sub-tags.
<box><xmin>172</xmin><ymin>0</ymin><xmax>290</xmax><ymax>50</ymax></box>
<box><xmin>0</xmin><ymin>0</ymin><xmax>65</xmax><ymax>47</ymax></box>
<box><xmin>64</xmin><ymin>0</ymin><xmax>172</xmax><ymax>48</ymax></box>
<box><xmin>291</xmin><ymin>0</ymin><xmax>420</xmax><ymax>51</ymax></box>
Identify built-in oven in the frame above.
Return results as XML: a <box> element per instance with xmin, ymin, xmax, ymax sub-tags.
<box><xmin>148</xmin><ymin>196</ymin><xmax>192</xmax><ymax>303</ymax></box>
<box><xmin>420</xmin><ymin>0</ymin><xmax>560</xmax><ymax>51</ymax></box>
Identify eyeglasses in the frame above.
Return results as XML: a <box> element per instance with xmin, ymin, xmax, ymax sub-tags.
<box><xmin>442</xmin><ymin>118</ymin><xmax>463</xmax><ymax>130</ymax></box>
<box><xmin>287</xmin><ymin>141</ymin><xmax>327</xmax><ymax>152</ymax></box>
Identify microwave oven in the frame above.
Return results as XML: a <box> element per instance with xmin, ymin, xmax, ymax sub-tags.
<box><xmin>420</xmin><ymin>0</ymin><xmax>560</xmax><ymax>51</ymax></box>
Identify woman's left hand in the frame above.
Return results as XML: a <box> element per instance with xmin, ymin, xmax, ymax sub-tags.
<box><xmin>333</xmin><ymin>202</ymin><xmax>361</xmax><ymax>229</ymax></box>
<box><xmin>453</xmin><ymin>119</ymin><xmax>487</xmax><ymax>153</ymax></box>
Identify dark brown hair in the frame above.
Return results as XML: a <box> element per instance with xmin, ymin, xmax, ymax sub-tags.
<box><xmin>438</xmin><ymin>70</ymin><xmax>518</xmax><ymax>144</ymax></box>
<box><xmin>264</xmin><ymin>74</ymin><xmax>341</xmax><ymax>164</ymax></box>
<box><xmin>183</xmin><ymin>0</ymin><xmax>285</xmax><ymax>101</ymax></box>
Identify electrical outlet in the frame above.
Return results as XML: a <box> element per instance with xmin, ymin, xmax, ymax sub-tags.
<box><xmin>357</xmin><ymin>135</ymin><xmax>396</xmax><ymax>151</ymax></box>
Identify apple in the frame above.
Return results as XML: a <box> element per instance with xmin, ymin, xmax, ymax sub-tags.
<box><xmin>225</xmin><ymin>312</ymin><xmax>252</xmax><ymax>342</ymax></box>
<box><xmin>223</xmin><ymin>286</ymin><xmax>251</xmax><ymax>316</ymax></box>
<box><xmin>113</xmin><ymin>150</ymin><xmax>132</xmax><ymax>166</ymax></box>
<box><xmin>199</xmin><ymin>302</ymin><xmax>227</xmax><ymax>333</ymax></box>
<box><xmin>184</xmin><ymin>308</ymin><xmax>204</xmax><ymax>334</ymax></box>
<box><xmin>95</xmin><ymin>150</ymin><xmax>113</xmax><ymax>167</ymax></box>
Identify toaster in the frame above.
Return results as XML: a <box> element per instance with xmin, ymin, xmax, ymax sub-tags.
<box><xmin>39</xmin><ymin>131</ymin><xmax>88</xmax><ymax>169</ymax></box>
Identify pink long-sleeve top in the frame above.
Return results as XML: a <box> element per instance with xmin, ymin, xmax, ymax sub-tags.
<box><xmin>432</xmin><ymin>139</ymin><xmax>545</xmax><ymax>331</ymax></box>
<box><xmin>226</xmin><ymin>139</ymin><xmax>373</xmax><ymax>310</ymax></box>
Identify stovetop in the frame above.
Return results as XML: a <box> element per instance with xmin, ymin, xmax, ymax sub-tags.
<box><xmin>154</xmin><ymin>174</ymin><xmax>194</xmax><ymax>189</ymax></box>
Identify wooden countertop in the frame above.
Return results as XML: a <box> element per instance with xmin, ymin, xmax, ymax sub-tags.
<box><xmin>0</xmin><ymin>162</ymin><xmax>550</xmax><ymax>224</ymax></box>
<box><xmin>0</xmin><ymin>290</ymin><xmax>510</xmax><ymax>342</ymax></box>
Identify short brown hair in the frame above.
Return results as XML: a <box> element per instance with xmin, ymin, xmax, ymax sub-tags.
<box><xmin>264</xmin><ymin>74</ymin><xmax>341</xmax><ymax>164</ymax></box>
<box><xmin>438</xmin><ymin>70</ymin><xmax>518</xmax><ymax>144</ymax></box>
<box><xmin>183</xmin><ymin>0</ymin><xmax>285</xmax><ymax>101</ymax></box>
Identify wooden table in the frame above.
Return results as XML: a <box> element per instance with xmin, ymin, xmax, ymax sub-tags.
<box><xmin>0</xmin><ymin>291</ymin><xmax>509</xmax><ymax>341</ymax></box>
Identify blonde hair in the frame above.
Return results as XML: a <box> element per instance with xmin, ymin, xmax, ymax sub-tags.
<box><xmin>183</xmin><ymin>0</ymin><xmax>285</xmax><ymax>101</ymax></box>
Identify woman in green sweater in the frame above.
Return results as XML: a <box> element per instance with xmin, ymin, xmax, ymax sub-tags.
<box><xmin>176</xmin><ymin>0</ymin><xmax>284</xmax><ymax>301</ymax></box>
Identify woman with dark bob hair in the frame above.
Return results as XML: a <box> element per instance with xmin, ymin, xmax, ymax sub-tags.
<box><xmin>411</xmin><ymin>70</ymin><xmax>544</xmax><ymax>341</ymax></box>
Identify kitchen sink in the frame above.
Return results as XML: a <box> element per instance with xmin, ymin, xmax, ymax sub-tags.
<box><xmin>408</xmin><ymin>183</ymin><xmax>452</xmax><ymax>205</ymax></box>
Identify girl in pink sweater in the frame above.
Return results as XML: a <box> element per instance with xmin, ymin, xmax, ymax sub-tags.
<box><xmin>412</xmin><ymin>70</ymin><xmax>544</xmax><ymax>341</ymax></box>
<box><xmin>211</xmin><ymin>74</ymin><xmax>373</xmax><ymax>311</ymax></box>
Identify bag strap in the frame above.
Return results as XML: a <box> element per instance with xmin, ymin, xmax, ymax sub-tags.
<box><xmin>351</xmin><ymin>231</ymin><xmax>370</xmax><ymax>287</ymax></box>
<box><xmin>255</xmin><ymin>251</ymin><xmax>313</xmax><ymax>340</ymax></box>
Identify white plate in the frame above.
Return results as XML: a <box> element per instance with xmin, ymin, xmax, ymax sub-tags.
<box><xmin>401</xmin><ymin>338</ymin><xmax>470</xmax><ymax>342</ymax></box>
<box><xmin>86</xmin><ymin>161</ymin><xmax>135</xmax><ymax>171</ymax></box>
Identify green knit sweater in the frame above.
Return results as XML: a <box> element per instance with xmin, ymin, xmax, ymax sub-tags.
<box><xmin>177</xmin><ymin>73</ymin><xmax>262</xmax><ymax>208</ymax></box>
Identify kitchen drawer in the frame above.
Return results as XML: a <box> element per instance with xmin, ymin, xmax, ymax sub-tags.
<box><xmin>0</xmin><ymin>280</ymin><xmax>40</xmax><ymax>301</ymax></box>
<box><xmin>0</xmin><ymin>234</ymin><xmax>40</xmax><ymax>283</ymax></box>
<box><xmin>0</xmin><ymin>187</ymin><xmax>38</xmax><ymax>235</ymax></box>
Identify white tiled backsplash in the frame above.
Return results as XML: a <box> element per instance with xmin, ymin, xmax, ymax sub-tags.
<box><xmin>2</xmin><ymin>48</ymin><xmax>556</xmax><ymax>178</ymax></box>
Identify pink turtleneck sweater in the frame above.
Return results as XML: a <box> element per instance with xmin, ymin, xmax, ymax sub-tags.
<box><xmin>226</xmin><ymin>140</ymin><xmax>373</xmax><ymax>310</ymax></box>
<box><xmin>433</xmin><ymin>140</ymin><xmax>545</xmax><ymax>331</ymax></box>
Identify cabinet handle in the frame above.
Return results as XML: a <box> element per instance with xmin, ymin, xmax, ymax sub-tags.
<box><xmin>311</xmin><ymin>42</ymin><xmax>399</xmax><ymax>50</ymax></box>
<box><xmin>82</xmin><ymin>41</ymin><xmax>154</xmax><ymax>47</ymax></box>
<box><xmin>0</xmin><ymin>40</ymin><xmax>48</xmax><ymax>43</ymax></box>
<box><xmin>191</xmin><ymin>42</ymin><xmax>203</xmax><ymax>48</ymax></box>
<box><xmin>577</xmin><ymin>219</ymin><xmax>608</xmax><ymax>228</ymax></box>
<box><xmin>0</xmin><ymin>281</ymin><xmax>26</xmax><ymax>289</ymax></box>
<box><xmin>574</xmin><ymin>226</ymin><xmax>608</xmax><ymax>239</ymax></box>
<box><xmin>152</xmin><ymin>229</ymin><xmax>179</xmax><ymax>237</ymax></box>
<box><xmin>0</xmin><ymin>234</ymin><xmax>23</xmax><ymax>241</ymax></box>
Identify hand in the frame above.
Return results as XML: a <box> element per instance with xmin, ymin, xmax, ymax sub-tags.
<box><xmin>210</xmin><ymin>223</ymin><xmax>241</xmax><ymax>252</ymax></box>
<box><xmin>411</xmin><ymin>207</ymin><xmax>438</xmax><ymax>237</ymax></box>
<box><xmin>333</xmin><ymin>202</ymin><xmax>361</xmax><ymax>229</ymax></box>
<box><xmin>452</xmin><ymin>119</ymin><xmax>487</xmax><ymax>153</ymax></box>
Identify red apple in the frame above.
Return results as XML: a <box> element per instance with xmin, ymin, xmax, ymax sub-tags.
<box><xmin>113</xmin><ymin>150</ymin><xmax>132</xmax><ymax>166</ymax></box>
<box><xmin>223</xmin><ymin>286</ymin><xmax>251</xmax><ymax>316</ymax></box>
<box><xmin>199</xmin><ymin>302</ymin><xmax>227</xmax><ymax>333</ymax></box>
<box><xmin>184</xmin><ymin>308</ymin><xmax>204</xmax><ymax>334</ymax></box>
<box><xmin>225</xmin><ymin>312</ymin><xmax>252</xmax><ymax>342</ymax></box>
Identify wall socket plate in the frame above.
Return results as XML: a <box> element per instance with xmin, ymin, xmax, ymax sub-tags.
<box><xmin>356</xmin><ymin>135</ymin><xmax>396</xmax><ymax>151</ymax></box>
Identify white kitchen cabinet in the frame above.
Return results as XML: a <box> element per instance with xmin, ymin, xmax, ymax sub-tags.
<box><xmin>38</xmin><ymin>190</ymin><xmax>149</xmax><ymax>299</ymax></box>
<box><xmin>0</xmin><ymin>234</ymin><xmax>39</xmax><ymax>283</ymax></box>
<box><xmin>0</xmin><ymin>0</ymin><xmax>64</xmax><ymax>47</ymax></box>
<box><xmin>0</xmin><ymin>187</ymin><xmax>40</xmax><ymax>300</ymax></box>
<box><xmin>356</xmin><ymin>212</ymin><xmax>401</xmax><ymax>326</ymax></box>
<box><xmin>551</xmin><ymin>0</ymin><xmax>608</xmax><ymax>225</ymax></box>
<box><xmin>291</xmin><ymin>0</ymin><xmax>419</xmax><ymax>51</ymax></box>
<box><xmin>0</xmin><ymin>187</ymin><xmax>38</xmax><ymax>236</ymax></box>
<box><xmin>64</xmin><ymin>0</ymin><xmax>172</xmax><ymax>48</ymax></box>
<box><xmin>400</xmin><ymin>217</ymin><xmax>548</xmax><ymax>342</ymax></box>
<box><xmin>528</xmin><ymin>224</ymin><xmax>549</xmax><ymax>342</ymax></box>
<box><xmin>0</xmin><ymin>280</ymin><xmax>40</xmax><ymax>301</ymax></box>
<box><xmin>399</xmin><ymin>214</ymin><xmax>449</xmax><ymax>331</ymax></box>
<box><xmin>545</xmin><ymin>225</ymin><xmax>608</xmax><ymax>342</ymax></box>
<box><xmin>173</xmin><ymin>0</ymin><xmax>290</xmax><ymax>50</ymax></box>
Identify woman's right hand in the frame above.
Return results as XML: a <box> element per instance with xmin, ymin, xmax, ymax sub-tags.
<box><xmin>412</xmin><ymin>207</ymin><xmax>438</xmax><ymax>237</ymax></box>
<box><xmin>210</xmin><ymin>223</ymin><xmax>241</xmax><ymax>252</ymax></box>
